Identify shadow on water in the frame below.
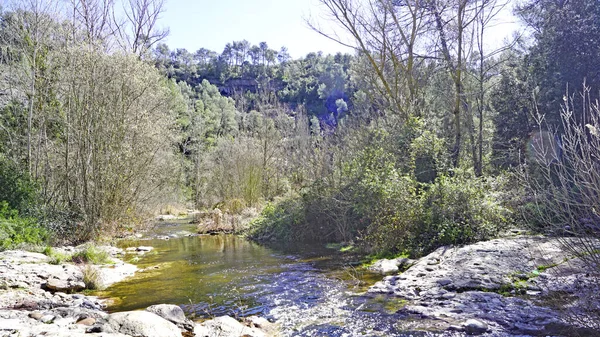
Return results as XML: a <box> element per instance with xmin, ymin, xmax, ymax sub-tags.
<box><xmin>98</xmin><ymin>220</ymin><xmax>449</xmax><ymax>336</ymax></box>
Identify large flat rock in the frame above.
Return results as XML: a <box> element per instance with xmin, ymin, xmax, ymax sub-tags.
<box><xmin>368</xmin><ymin>236</ymin><xmax>600</xmax><ymax>335</ymax></box>
<box><xmin>106</xmin><ymin>311</ymin><xmax>182</xmax><ymax>337</ymax></box>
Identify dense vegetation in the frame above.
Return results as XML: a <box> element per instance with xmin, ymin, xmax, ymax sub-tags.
<box><xmin>0</xmin><ymin>0</ymin><xmax>599</xmax><ymax>281</ymax></box>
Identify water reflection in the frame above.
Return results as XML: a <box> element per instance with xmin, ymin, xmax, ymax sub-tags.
<box><xmin>100</xmin><ymin>225</ymin><xmax>445</xmax><ymax>336</ymax></box>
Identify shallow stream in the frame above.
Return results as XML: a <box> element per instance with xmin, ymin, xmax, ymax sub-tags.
<box><xmin>98</xmin><ymin>219</ymin><xmax>441</xmax><ymax>336</ymax></box>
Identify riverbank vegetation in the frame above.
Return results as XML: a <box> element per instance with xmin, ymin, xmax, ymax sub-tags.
<box><xmin>1</xmin><ymin>0</ymin><xmax>599</xmax><ymax>272</ymax></box>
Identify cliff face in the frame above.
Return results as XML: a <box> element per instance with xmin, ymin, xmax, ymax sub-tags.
<box><xmin>197</xmin><ymin>77</ymin><xmax>285</xmax><ymax>97</ymax></box>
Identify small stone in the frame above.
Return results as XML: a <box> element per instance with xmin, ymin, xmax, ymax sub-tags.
<box><xmin>86</xmin><ymin>324</ymin><xmax>103</xmax><ymax>333</ymax></box>
<box><xmin>40</xmin><ymin>315</ymin><xmax>55</xmax><ymax>323</ymax></box>
<box><xmin>82</xmin><ymin>300</ymin><xmax>98</xmax><ymax>309</ymax></box>
<box><xmin>442</xmin><ymin>292</ymin><xmax>456</xmax><ymax>299</ymax></box>
<box><xmin>28</xmin><ymin>312</ymin><xmax>43</xmax><ymax>320</ymax></box>
<box><xmin>437</xmin><ymin>279</ymin><xmax>452</xmax><ymax>286</ymax></box>
<box><xmin>463</xmin><ymin>319</ymin><xmax>488</xmax><ymax>335</ymax></box>
<box><xmin>448</xmin><ymin>325</ymin><xmax>465</xmax><ymax>332</ymax></box>
<box><xmin>46</xmin><ymin>277</ymin><xmax>85</xmax><ymax>293</ymax></box>
<box><xmin>76</xmin><ymin>317</ymin><xmax>96</xmax><ymax>326</ymax></box>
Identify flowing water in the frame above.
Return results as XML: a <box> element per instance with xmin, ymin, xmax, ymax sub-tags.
<box><xmin>98</xmin><ymin>219</ymin><xmax>443</xmax><ymax>336</ymax></box>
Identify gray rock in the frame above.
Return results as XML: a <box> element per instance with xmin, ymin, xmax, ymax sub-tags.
<box><xmin>195</xmin><ymin>315</ymin><xmax>265</xmax><ymax>337</ymax></box>
<box><xmin>146</xmin><ymin>304</ymin><xmax>194</xmax><ymax>331</ymax></box>
<box><xmin>45</xmin><ymin>276</ymin><xmax>86</xmax><ymax>292</ymax></box>
<box><xmin>463</xmin><ymin>319</ymin><xmax>488</xmax><ymax>335</ymax></box>
<box><xmin>368</xmin><ymin>259</ymin><xmax>401</xmax><ymax>274</ymax></box>
<box><xmin>106</xmin><ymin>311</ymin><xmax>181</xmax><ymax>337</ymax></box>
<box><xmin>40</xmin><ymin>314</ymin><xmax>55</xmax><ymax>323</ymax></box>
<box><xmin>367</xmin><ymin>236</ymin><xmax>600</xmax><ymax>335</ymax></box>
<box><xmin>436</xmin><ymin>278</ymin><xmax>452</xmax><ymax>286</ymax></box>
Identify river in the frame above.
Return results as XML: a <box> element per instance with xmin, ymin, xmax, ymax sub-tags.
<box><xmin>97</xmin><ymin>219</ymin><xmax>443</xmax><ymax>336</ymax></box>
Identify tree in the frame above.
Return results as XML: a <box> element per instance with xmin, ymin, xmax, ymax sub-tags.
<box><xmin>314</xmin><ymin>0</ymin><xmax>515</xmax><ymax>171</ymax></box>
<box><xmin>119</xmin><ymin>0</ymin><xmax>169</xmax><ymax>57</ymax></box>
<box><xmin>518</xmin><ymin>0</ymin><xmax>600</xmax><ymax>126</ymax></box>
<box><xmin>68</xmin><ymin>0</ymin><xmax>115</xmax><ymax>47</ymax></box>
<box><xmin>0</xmin><ymin>0</ymin><xmax>60</xmax><ymax>178</ymax></box>
<box><xmin>57</xmin><ymin>48</ymin><xmax>178</xmax><ymax>239</ymax></box>
<box><xmin>311</xmin><ymin>0</ymin><xmax>427</xmax><ymax>120</ymax></box>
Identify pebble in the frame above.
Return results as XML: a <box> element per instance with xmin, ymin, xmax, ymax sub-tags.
<box><xmin>463</xmin><ymin>319</ymin><xmax>488</xmax><ymax>335</ymax></box>
<box><xmin>76</xmin><ymin>317</ymin><xmax>96</xmax><ymax>326</ymax></box>
<box><xmin>40</xmin><ymin>315</ymin><xmax>55</xmax><ymax>324</ymax></box>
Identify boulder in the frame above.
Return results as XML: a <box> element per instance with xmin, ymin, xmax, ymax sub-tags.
<box><xmin>96</xmin><ymin>262</ymin><xmax>137</xmax><ymax>289</ymax></box>
<box><xmin>46</xmin><ymin>276</ymin><xmax>85</xmax><ymax>293</ymax></box>
<box><xmin>463</xmin><ymin>319</ymin><xmax>488</xmax><ymax>335</ymax></box>
<box><xmin>367</xmin><ymin>236</ymin><xmax>600</xmax><ymax>335</ymax></box>
<box><xmin>368</xmin><ymin>259</ymin><xmax>401</xmax><ymax>274</ymax></box>
<box><xmin>368</xmin><ymin>257</ymin><xmax>414</xmax><ymax>274</ymax></box>
<box><xmin>146</xmin><ymin>304</ymin><xmax>194</xmax><ymax>331</ymax></box>
<box><xmin>105</xmin><ymin>311</ymin><xmax>182</xmax><ymax>337</ymax></box>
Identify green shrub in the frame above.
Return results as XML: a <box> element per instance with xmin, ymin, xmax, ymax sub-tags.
<box><xmin>0</xmin><ymin>201</ymin><xmax>48</xmax><ymax>251</ymax></box>
<box><xmin>71</xmin><ymin>245</ymin><xmax>111</xmax><ymax>264</ymax></box>
<box><xmin>246</xmin><ymin>200</ymin><xmax>305</xmax><ymax>242</ymax></box>
<box><xmin>413</xmin><ymin>172</ymin><xmax>510</xmax><ymax>254</ymax></box>
<box><xmin>43</xmin><ymin>246</ymin><xmax>72</xmax><ymax>265</ymax></box>
<box><xmin>0</xmin><ymin>157</ymin><xmax>39</xmax><ymax>215</ymax></box>
<box><xmin>248</xmin><ymin>125</ymin><xmax>510</xmax><ymax>258</ymax></box>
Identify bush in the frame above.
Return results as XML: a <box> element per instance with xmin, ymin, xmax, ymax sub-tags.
<box><xmin>43</xmin><ymin>246</ymin><xmax>72</xmax><ymax>265</ymax></box>
<box><xmin>71</xmin><ymin>245</ymin><xmax>111</xmax><ymax>265</ymax></box>
<box><xmin>0</xmin><ymin>201</ymin><xmax>48</xmax><ymax>251</ymax></box>
<box><xmin>81</xmin><ymin>264</ymin><xmax>102</xmax><ymax>290</ymax></box>
<box><xmin>0</xmin><ymin>157</ymin><xmax>39</xmax><ymax>216</ymax></box>
<box><xmin>246</xmin><ymin>200</ymin><xmax>305</xmax><ymax>242</ymax></box>
<box><xmin>413</xmin><ymin>172</ymin><xmax>510</xmax><ymax>254</ymax></box>
<box><xmin>247</xmin><ymin>125</ymin><xmax>510</xmax><ymax>257</ymax></box>
<box><xmin>518</xmin><ymin>89</ymin><xmax>600</xmax><ymax>331</ymax></box>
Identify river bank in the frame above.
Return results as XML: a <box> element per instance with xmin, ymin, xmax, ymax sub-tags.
<box><xmin>0</xmin><ymin>245</ymin><xmax>276</xmax><ymax>337</ymax></box>
<box><xmin>1</xmin><ymin>222</ymin><xmax>599</xmax><ymax>336</ymax></box>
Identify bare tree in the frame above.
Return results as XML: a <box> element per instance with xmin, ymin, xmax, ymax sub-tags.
<box><xmin>68</xmin><ymin>0</ymin><xmax>115</xmax><ymax>48</ymax></box>
<box><xmin>309</xmin><ymin>0</ymin><xmax>428</xmax><ymax>120</ymax></box>
<box><xmin>312</xmin><ymin>0</ymin><xmax>516</xmax><ymax>170</ymax></box>
<box><xmin>117</xmin><ymin>0</ymin><xmax>169</xmax><ymax>57</ymax></box>
<box><xmin>520</xmin><ymin>89</ymin><xmax>600</xmax><ymax>330</ymax></box>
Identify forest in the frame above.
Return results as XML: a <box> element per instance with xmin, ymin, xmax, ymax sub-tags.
<box><xmin>1</xmin><ymin>0</ymin><xmax>599</xmax><ymax>272</ymax></box>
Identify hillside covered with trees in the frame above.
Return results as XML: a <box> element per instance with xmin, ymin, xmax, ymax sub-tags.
<box><xmin>1</xmin><ymin>0</ymin><xmax>599</xmax><ymax>293</ymax></box>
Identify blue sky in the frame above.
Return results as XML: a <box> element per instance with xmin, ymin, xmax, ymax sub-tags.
<box><xmin>160</xmin><ymin>0</ymin><xmax>353</xmax><ymax>58</ymax></box>
<box><xmin>159</xmin><ymin>0</ymin><xmax>521</xmax><ymax>59</ymax></box>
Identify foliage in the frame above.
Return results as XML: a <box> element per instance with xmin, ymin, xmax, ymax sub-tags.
<box><xmin>518</xmin><ymin>91</ymin><xmax>600</xmax><ymax>330</ymax></box>
<box><xmin>518</xmin><ymin>0</ymin><xmax>600</xmax><ymax>125</ymax></box>
<box><xmin>43</xmin><ymin>246</ymin><xmax>72</xmax><ymax>265</ymax></box>
<box><xmin>246</xmin><ymin>200</ymin><xmax>305</xmax><ymax>243</ymax></box>
<box><xmin>247</xmin><ymin>122</ymin><xmax>510</xmax><ymax>257</ymax></box>
<box><xmin>81</xmin><ymin>264</ymin><xmax>102</xmax><ymax>290</ymax></box>
<box><xmin>0</xmin><ymin>201</ymin><xmax>47</xmax><ymax>251</ymax></box>
<box><xmin>0</xmin><ymin>157</ymin><xmax>39</xmax><ymax>215</ymax></box>
<box><xmin>71</xmin><ymin>245</ymin><xmax>111</xmax><ymax>265</ymax></box>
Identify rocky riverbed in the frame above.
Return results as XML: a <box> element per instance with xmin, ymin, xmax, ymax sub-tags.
<box><xmin>0</xmin><ymin>247</ymin><xmax>276</xmax><ymax>337</ymax></box>
<box><xmin>1</xmin><ymin>234</ymin><xmax>599</xmax><ymax>337</ymax></box>
<box><xmin>368</xmin><ymin>235</ymin><xmax>600</xmax><ymax>336</ymax></box>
